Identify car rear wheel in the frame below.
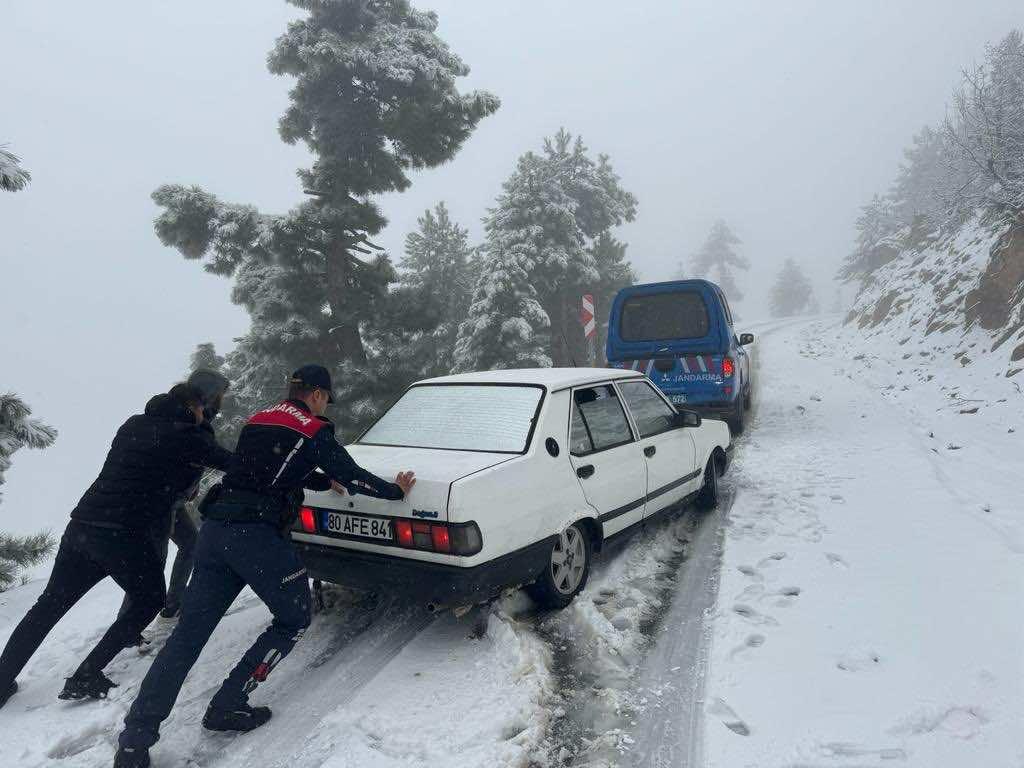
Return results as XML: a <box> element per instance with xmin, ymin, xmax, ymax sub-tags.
<box><xmin>528</xmin><ymin>523</ymin><xmax>592</xmax><ymax>609</ymax></box>
<box><xmin>696</xmin><ymin>455</ymin><xmax>720</xmax><ymax>511</ymax></box>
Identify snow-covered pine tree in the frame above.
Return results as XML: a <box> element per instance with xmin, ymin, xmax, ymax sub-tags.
<box><xmin>453</xmin><ymin>250</ymin><xmax>551</xmax><ymax>372</ymax></box>
<box><xmin>769</xmin><ymin>259</ymin><xmax>817</xmax><ymax>318</ymax></box>
<box><xmin>693</xmin><ymin>220</ymin><xmax>749</xmax><ymax>301</ymax></box>
<box><xmin>590</xmin><ymin>232</ymin><xmax>636</xmax><ymax>364</ymax></box>
<box><xmin>456</xmin><ymin>130</ymin><xmax>636</xmax><ymax>369</ymax></box>
<box><xmin>396</xmin><ymin>202</ymin><xmax>477</xmax><ymax>375</ymax></box>
<box><xmin>532</xmin><ymin>131</ymin><xmax>637</xmax><ymax>365</ymax></box>
<box><xmin>151</xmin><ymin>0</ymin><xmax>498</xmax><ymax>438</ymax></box>
<box><xmin>191</xmin><ymin>343</ymin><xmax>226</xmax><ymax>374</ymax></box>
<box><xmin>837</xmin><ymin>195</ymin><xmax>903</xmax><ymax>282</ymax></box>
<box><xmin>0</xmin><ymin>394</ymin><xmax>57</xmax><ymax>590</ymax></box>
<box><xmin>0</xmin><ymin>145</ymin><xmax>31</xmax><ymax>192</ymax></box>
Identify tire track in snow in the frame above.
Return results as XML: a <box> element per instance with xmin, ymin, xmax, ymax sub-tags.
<box><xmin>527</xmin><ymin>501</ymin><xmax>726</xmax><ymax>767</ymax></box>
<box><xmin>180</xmin><ymin>592</ymin><xmax>434</xmax><ymax>768</ymax></box>
<box><xmin>627</xmin><ymin>491</ymin><xmax>731</xmax><ymax>768</ymax></box>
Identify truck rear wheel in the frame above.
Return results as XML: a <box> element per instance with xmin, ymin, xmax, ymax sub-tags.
<box><xmin>728</xmin><ymin>397</ymin><xmax>745</xmax><ymax>435</ymax></box>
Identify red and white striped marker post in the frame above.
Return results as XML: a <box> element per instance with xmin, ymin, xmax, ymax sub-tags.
<box><xmin>580</xmin><ymin>293</ymin><xmax>596</xmax><ymax>366</ymax></box>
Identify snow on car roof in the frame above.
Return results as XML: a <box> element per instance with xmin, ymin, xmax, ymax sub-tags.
<box><xmin>417</xmin><ymin>367</ymin><xmax>645</xmax><ymax>390</ymax></box>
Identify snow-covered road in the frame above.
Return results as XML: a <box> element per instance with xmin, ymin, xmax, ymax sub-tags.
<box><xmin>1</xmin><ymin>317</ymin><xmax>1020</xmax><ymax>768</ymax></box>
<box><xmin>705</xmin><ymin>317</ymin><xmax>1022</xmax><ymax>767</ymax></box>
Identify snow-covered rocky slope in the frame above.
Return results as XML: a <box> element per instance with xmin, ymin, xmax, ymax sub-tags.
<box><xmin>845</xmin><ymin>215</ymin><xmax>1024</xmax><ymax>389</ymax></box>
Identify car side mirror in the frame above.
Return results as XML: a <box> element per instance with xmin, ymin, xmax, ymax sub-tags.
<box><xmin>674</xmin><ymin>409</ymin><xmax>701</xmax><ymax>428</ymax></box>
<box><xmin>739</xmin><ymin>333</ymin><xmax>755</xmax><ymax>345</ymax></box>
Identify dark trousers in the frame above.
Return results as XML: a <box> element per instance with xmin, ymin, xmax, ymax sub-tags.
<box><xmin>0</xmin><ymin>521</ymin><xmax>165</xmax><ymax>685</ymax></box>
<box><xmin>120</xmin><ymin>521</ymin><xmax>311</xmax><ymax>751</ymax></box>
<box><xmin>118</xmin><ymin>504</ymin><xmax>198</xmax><ymax>620</ymax></box>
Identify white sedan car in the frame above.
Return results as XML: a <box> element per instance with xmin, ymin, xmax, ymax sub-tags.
<box><xmin>291</xmin><ymin>368</ymin><xmax>732</xmax><ymax>610</ymax></box>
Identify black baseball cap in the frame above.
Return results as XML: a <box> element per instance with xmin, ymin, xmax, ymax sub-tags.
<box><xmin>290</xmin><ymin>364</ymin><xmax>335</xmax><ymax>403</ymax></box>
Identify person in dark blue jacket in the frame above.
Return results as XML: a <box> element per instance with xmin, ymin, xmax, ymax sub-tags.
<box><xmin>0</xmin><ymin>383</ymin><xmax>232</xmax><ymax>709</ymax></box>
<box><xmin>114</xmin><ymin>365</ymin><xmax>415</xmax><ymax>768</ymax></box>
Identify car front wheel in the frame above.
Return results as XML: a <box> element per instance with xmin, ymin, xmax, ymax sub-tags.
<box><xmin>528</xmin><ymin>523</ymin><xmax>592</xmax><ymax>609</ymax></box>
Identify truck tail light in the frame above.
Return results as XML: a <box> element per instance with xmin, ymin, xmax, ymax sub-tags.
<box><xmin>299</xmin><ymin>506</ymin><xmax>317</xmax><ymax>533</ymax></box>
<box><xmin>722</xmin><ymin>357</ymin><xmax>735</xmax><ymax>377</ymax></box>
<box><xmin>394</xmin><ymin>520</ymin><xmax>482</xmax><ymax>556</ymax></box>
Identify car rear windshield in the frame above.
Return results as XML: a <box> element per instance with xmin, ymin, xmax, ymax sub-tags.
<box><xmin>358</xmin><ymin>384</ymin><xmax>543</xmax><ymax>453</ymax></box>
<box><xmin>620</xmin><ymin>291</ymin><xmax>710</xmax><ymax>341</ymax></box>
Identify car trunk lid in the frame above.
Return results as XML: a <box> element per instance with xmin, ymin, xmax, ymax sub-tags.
<box><xmin>302</xmin><ymin>444</ymin><xmax>513</xmax><ymax>522</ymax></box>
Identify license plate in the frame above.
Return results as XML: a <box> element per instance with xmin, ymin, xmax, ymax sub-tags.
<box><xmin>321</xmin><ymin>511</ymin><xmax>393</xmax><ymax>541</ymax></box>
<box><xmin>670</xmin><ymin>394</ymin><xmax>687</xmax><ymax>404</ymax></box>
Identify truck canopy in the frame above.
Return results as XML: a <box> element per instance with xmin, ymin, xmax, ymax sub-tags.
<box><xmin>606</xmin><ymin>279</ymin><xmax>729</xmax><ymax>360</ymax></box>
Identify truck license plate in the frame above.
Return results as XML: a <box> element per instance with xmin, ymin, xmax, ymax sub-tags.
<box><xmin>322</xmin><ymin>511</ymin><xmax>393</xmax><ymax>541</ymax></box>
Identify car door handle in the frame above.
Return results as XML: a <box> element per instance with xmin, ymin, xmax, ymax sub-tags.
<box><xmin>644</xmin><ymin>446</ymin><xmax>656</xmax><ymax>457</ymax></box>
<box><xmin>576</xmin><ymin>464</ymin><xmax>595</xmax><ymax>479</ymax></box>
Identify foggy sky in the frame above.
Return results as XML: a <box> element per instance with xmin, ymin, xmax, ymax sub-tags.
<box><xmin>2</xmin><ymin>0</ymin><xmax>1020</xmax><ymax>536</ymax></box>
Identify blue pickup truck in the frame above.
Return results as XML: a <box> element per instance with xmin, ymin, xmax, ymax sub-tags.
<box><xmin>606</xmin><ymin>279</ymin><xmax>754</xmax><ymax>434</ymax></box>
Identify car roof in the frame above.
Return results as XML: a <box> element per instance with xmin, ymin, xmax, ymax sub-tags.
<box><xmin>417</xmin><ymin>367</ymin><xmax>646</xmax><ymax>390</ymax></box>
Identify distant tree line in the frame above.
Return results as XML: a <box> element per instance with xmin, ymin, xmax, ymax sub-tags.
<box><xmin>839</xmin><ymin>30</ymin><xmax>1024</xmax><ymax>285</ymax></box>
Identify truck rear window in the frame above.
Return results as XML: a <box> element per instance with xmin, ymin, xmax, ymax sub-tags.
<box><xmin>620</xmin><ymin>291</ymin><xmax>710</xmax><ymax>341</ymax></box>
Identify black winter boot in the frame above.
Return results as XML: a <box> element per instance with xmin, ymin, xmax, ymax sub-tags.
<box><xmin>113</xmin><ymin>746</ymin><xmax>150</xmax><ymax>768</ymax></box>
<box><xmin>202</xmin><ymin>702</ymin><xmax>272</xmax><ymax>733</ymax></box>
<box><xmin>0</xmin><ymin>680</ymin><xmax>17</xmax><ymax>709</ymax></box>
<box><xmin>58</xmin><ymin>671</ymin><xmax>118</xmax><ymax>700</ymax></box>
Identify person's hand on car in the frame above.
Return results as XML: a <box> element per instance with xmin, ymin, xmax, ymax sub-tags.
<box><xmin>395</xmin><ymin>471</ymin><xmax>416</xmax><ymax>495</ymax></box>
<box><xmin>330</xmin><ymin>480</ymin><xmax>347</xmax><ymax>495</ymax></box>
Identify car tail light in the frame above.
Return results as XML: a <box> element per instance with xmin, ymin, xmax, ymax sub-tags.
<box><xmin>395</xmin><ymin>519</ymin><xmax>414</xmax><ymax>547</ymax></box>
<box><xmin>722</xmin><ymin>357</ymin><xmax>735</xmax><ymax>377</ymax></box>
<box><xmin>431</xmin><ymin>525</ymin><xmax>451</xmax><ymax>553</ymax></box>
<box><xmin>298</xmin><ymin>506</ymin><xmax>317</xmax><ymax>533</ymax></box>
<box><xmin>394</xmin><ymin>520</ymin><xmax>482</xmax><ymax>556</ymax></box>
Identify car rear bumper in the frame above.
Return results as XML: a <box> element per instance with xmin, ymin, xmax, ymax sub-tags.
<box><xmin>292</xmin><ymin>535</ymin><xmax>556</xmax><ymax>609</ymax></box>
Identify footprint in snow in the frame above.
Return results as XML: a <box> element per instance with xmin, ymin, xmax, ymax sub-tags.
<box><xmin>732</xmin><ymin>604</ymin><xmax>779</xmax><ymax>626</ymax></box>
<box><xmin>708</xmin><ymin>698</ymin><xmax>751</xmax><ymax>736</ymax></box>
<box><xmin>728</xmin><ymin>633</ymin><xmax>766</xmax><ymax>660</ymax></box>
<box><xmin>756</xmin><ymin>552</ymin><xmax>787</xmax><ymax>569</ymax></box>
<box><xmin>825</xmin><ymin>552</ymin><xmax>849</xmax><ymax>568</ymax></box>
<box><xmin>890</xmin><ymin>705</ymin><xmax>988</xmax><ymax>740</ymax></box>
<box><xmin>46</xmin><ymin>722</ymin><xmax>109</xmax><ymax>760</ymax></box>
<box><xmin>819</xmin><ymin>742</ymin><xmax>907</xmax><ymax>761</ymax></box>
<box><xmin>836</xmin><ymin>650</ymin><xmax>881</xmax><ymax>671</ymax></box>
<box><xmin>737</xmin><ymin>584</ymin><xmax>765</xmax><ymax>602</ymax></box>
<box><xmin>737</xmin><ymin>564</ymin><xmax>763</xmax><ymax>581</ymax></box>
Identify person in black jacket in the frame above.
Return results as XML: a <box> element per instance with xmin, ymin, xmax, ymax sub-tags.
<box><xmin>114</xmin><ymin>365</ymin><xmax>415</xmax><ymax>768</ymax></box>
<box><xmin>0</xmin><ymin>384</ymin><xmax>232</xmax><ymax>710</ymax></box>
<box><xmin>118</xmin><ymin>369</ymin><xmax>231</xmax><ymax>641</ymax></box>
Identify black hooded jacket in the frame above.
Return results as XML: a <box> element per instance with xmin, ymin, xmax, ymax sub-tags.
<box><xmin>70</xmin><ymin>393</ymin><xmax>232</xmax><ymax>533</ymax></box>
